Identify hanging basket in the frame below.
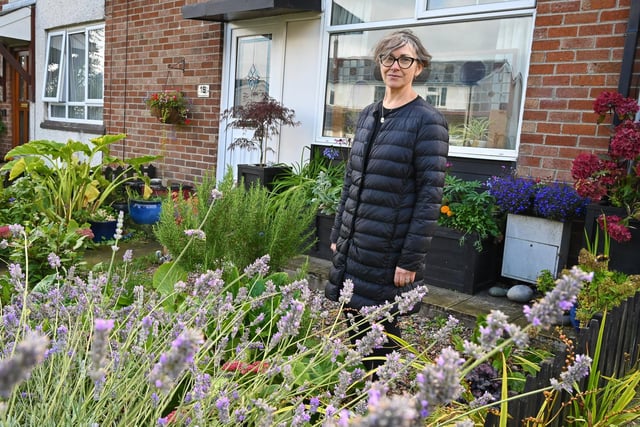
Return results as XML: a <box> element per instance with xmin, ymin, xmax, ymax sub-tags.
<box><xmin>146</xmin><ymin>90</ymin><xmax>190</xmax><ymax>125</ymax></box>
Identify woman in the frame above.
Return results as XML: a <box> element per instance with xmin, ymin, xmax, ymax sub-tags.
<box><xmin>326</xmin><ymin>29</ymin><xmax>449</xmax><ymax>375</ymax></box>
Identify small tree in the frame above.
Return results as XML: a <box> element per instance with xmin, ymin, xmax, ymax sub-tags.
<box><xmin>220</xmin><ymin>94</ymin><xmax>300</xmax><ymax>165</ymax></box>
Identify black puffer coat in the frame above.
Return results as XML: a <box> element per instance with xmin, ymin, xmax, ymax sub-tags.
<box><xmin>326</xmin><ymin>97</ymin><xmax>449</xmax><ymax>309</ymax></box>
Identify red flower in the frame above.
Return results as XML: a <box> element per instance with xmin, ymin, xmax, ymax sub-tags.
<box><xmin>222</xmin><ymin>360</ymin><xmax>269</xmax><ymax>374</ymax></box>
<box><xmin>597</xmin><ymin>214</ymin><xmax>632</xmax><ymax>243</ymax></box>
<box><xmin>572</xmin><ymin>91</ymin><xmax>640</xmax><ymax>216</ymax></box>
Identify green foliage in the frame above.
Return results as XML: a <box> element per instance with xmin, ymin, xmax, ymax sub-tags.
<box><xmin>154</xmin><ymin>168</ymin><xmax>316</xmax><ymax>272</ymax></box>
<box><xmin>0</xmin><ymin>217</ymin><xmax>89</xmax><ymax>298</ymax></box>
<box><xmin>438</xmin><ymin>175</ymin><xmax>504</xmax><ymax>251</ymax></box>
<box><xmin>0</xmin><ymin>134</ymin><xmax>159</xmax><ymax>224</ymax></box>
<box><xmin>0</xmin><ymin>176</ymin><xmax>44</xmax><ymax>225</ymax></box>
<box><xmin>574</xmin><ymin>248</ymin><xmax>640</xmax><ymax>326</ymax></box>
<box><xmin>535</xmin><ymin>269</ymin><xmax>556</xmax><ymax>294</ymax></box>
<box><xmin>272</xmin><ymin>145</ymin><xmax>346</xmax><ymax>215</ymax></box>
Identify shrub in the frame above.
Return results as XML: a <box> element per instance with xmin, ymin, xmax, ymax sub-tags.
<box><xmin>438</xmin><ymin>175</ymin><xmax>504</xmax><ymax>251</ymax></box>
<box><xmin>154</xmin><ymin>168</ymin><xmax>316</xmax><ymax>272</ymax></box>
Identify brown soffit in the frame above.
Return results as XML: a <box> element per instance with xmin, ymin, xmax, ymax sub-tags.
<box><xmin>182</xmin><ymin>0</ymin><xmax>321</xmax><ymax>22</ymax></box>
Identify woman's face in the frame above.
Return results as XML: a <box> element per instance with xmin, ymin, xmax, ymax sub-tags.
<box><xmin>379</xmin><ymin>45</ymin><xmax>424</xmax><ymax>91</ymax></box>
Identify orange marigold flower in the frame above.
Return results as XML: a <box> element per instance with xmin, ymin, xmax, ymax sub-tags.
<box><xmin>440</xmin><ymin>205</ymin><xmax>450</xmax><ymax>214</ymax></box>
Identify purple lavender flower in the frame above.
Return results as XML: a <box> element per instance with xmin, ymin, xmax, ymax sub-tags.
<box><xmin>338</xmin><ymin>279</ymin><xmax>354</xmax><ymax>304</ymax></box>
<box><xmin>0</xmin><ymin>332</ymin><xmax>50</xmax><ymax>398</ymax></box>
<box><xmin>89</xmin><ymin>318</ymin><xmax>115</xmax><ymax>397</ymax></box>
<box><xmin>244</xmin><ymin>254</ymin><xmax>271</xmax><ymax>277</ymax></box>
<box><xmin>8</xmin><ymin>224</ymin><xmax>24</xmax><ymax>238</ymax></box>
<box><xmin>550</xmin><ymin>353</ymin><xmax>592</xmax><ymax>392</ymax></box>
<box><xmin>184</xmin><ymin>229</ymin><xmax>206</xmax><ymax>240</ymax></box>
<box><xmin>215</xmin><ymin>394</ymin><xmax>231</xmax><ymax>423</ymax></box>
<box><xmin>210</xmin><ymin>188</ymin><xmax>223</xmax><ymax>202</ymax></box>
<box><xmin>415</xmin><ymin>347</ymin><xmax>464</xmax><ymax>411</ymax></box>
<box><xmin>524</xmin><ymin>266</ymin><xmax>592</xmax><ymax>329</ymax></box>
<box><xmin>47</xmin><ymin>253</ymin><xmax>61</xmax><ymax>269</ymax></box>
<box><xmin>149</xmin><ymin>328</ymin><xmax>204</xmax><ymax>392</ymax></box>
<box><xmin>122</xmin><ymin>249</ymin><xmax>133</xmax><ymax>263</ymax></box>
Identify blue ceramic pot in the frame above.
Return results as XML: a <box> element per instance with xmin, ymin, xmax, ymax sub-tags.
<box><xmin>129</xmin><ymin>200</ymin><xmax>162</xmax><ymax>224</ymax></box>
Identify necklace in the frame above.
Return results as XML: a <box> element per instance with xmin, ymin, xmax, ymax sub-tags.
<box><xmin>380</xmin><ymin>104</ymin><xmax>395</xmax><ymax>123</ymax></box>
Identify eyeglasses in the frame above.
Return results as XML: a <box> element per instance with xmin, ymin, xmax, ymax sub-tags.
<box><xmin>379</xmin><ymin>55</ymin><xmax>416</xmax><ymax>69</ymax></box>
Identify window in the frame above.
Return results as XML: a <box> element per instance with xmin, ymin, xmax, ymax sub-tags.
<box><xmin>324</xmin><ymin>1</ymin><xmax>534</xmax><ymax>158</ymax></box>
<box><xmin>418</xmin><ymin>0</ymin><xmax>535</xmax><ymax>18</ymax></box>
<box><xmin>42</xmin><ymin>25</ymin><xmax>105</xmax><ymax>123</ymax></box>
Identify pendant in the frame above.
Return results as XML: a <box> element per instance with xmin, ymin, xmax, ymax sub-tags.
<box><xmin>380</xmin><ymin>116</ymin><xmax>385</xmax><ymax>123</ymax></box>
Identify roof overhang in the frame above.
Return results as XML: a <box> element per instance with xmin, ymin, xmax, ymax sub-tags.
<box><xmin>0</xmin><ymin>2</ymin><xmax>32</xmax><ymax>45</ymax></box>
<box><xmin>182</xmin><ymin>0</ymin><xmax>321</xmax><ymax>22</ymax></box>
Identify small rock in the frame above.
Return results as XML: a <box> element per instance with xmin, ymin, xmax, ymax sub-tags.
<box><xmin>507</xmin><ymin>284</ymin><xmax>534</xmax><ymax>303</ymax></box>
<box><xmin>488</xmin><ymin>286</ymin><xmax>508</xmax><ymax>297</ymax></box>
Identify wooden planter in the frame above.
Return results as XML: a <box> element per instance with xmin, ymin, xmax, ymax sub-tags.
<box><xmin>584</xmin><ymin>203</ymin><xmax>640</xmax><ymax>274</ymax></box>
<box><xmin>237</xmin><ymin>164</ymin><xmax>291</xmax><ymax>192</ymax></box>
<box><xmin>501</xmin><ymin>214</ymin><xmax>572</xmax><ymax>284</ymax></box>
<box><xmin>423</xmin><ymin>225</ymin><xmax>502</xmax><ymax>294</ymax></box>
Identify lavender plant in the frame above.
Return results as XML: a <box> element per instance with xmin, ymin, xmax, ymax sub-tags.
<box><xmin>0</xmin><ymin>191</ymin><xmax>614</xmax><ymax>426</ymax></box>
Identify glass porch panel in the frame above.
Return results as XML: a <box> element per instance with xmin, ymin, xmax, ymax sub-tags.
<box><xmin>234</xmin><ymin>34</ymin><xmax>272</xmax><ymax>107</ymax></box>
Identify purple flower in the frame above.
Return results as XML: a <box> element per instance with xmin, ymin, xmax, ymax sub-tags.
<box><xmin>244</xmin><ymin>254</ymin><xmax>270</xmax><ymax>277</ymax></box>
<box><xmin>122</xmin><ymin>249</ymin><xmax>133</xmax><ymax>263</ymax></box>
<box><xmin>47</xmin><ymin>253</ymin><xmax>61</xmax><ymax>269</ymax></box>
<box><xmin>184</xmin><ymin>229</ymin><xmax>206</xmax><ymax>240</ymax></box>
<box><xmin>0</xmin><ymin>332</ymin><xmax>50</xmax><ymax>398</ymax></box>
<box><xmin>149</xmin><ymin>328</ymin><xmax>204</xmax><ymax>392</ymax></box>
<box><xmin>524</xmin><ymin>266</ymin><xmax>592</xmax><ymax>329</ymax></box>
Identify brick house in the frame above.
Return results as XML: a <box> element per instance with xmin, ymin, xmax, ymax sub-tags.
<box><xmin>0</xmin><ymin>0</ymin><xmax>637</xmax><ymax>188</ymax></box>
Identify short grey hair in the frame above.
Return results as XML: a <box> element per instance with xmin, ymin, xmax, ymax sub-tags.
<box><xmin>373</xmin><ymin>29</ymin><xmax>432</xmax><ymax>68</ymax></box>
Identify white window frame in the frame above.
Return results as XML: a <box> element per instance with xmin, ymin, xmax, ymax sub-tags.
<box><xmin>42</xmin><ymin>30</ymin><xmax>66</xmax><ymax>102</ymax></box>
<box><xmin>42</xmin><ymin>24</ymin><xmax>105</xmax><ymax>123</ymax></box>
<box><xmin>320</xmin><ymin>0</ymin><xmax>535</xmax><ymax>162</ymax></box>
<box><xmin>416</xmin><ymin>0</ymin><xmax>536</xmax><ymax>19</ymax></box>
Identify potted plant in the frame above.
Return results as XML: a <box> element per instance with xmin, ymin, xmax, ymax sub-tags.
<box><xmin>463</xmin><ymin>117</ymin><xmax>490</xmax><ymax>147</ymax></box>
<box><xmin>220</xmin><ymin>94</ymin><xmax>300</xmax><ymax>190</ymax></box>
<box><xmin>145</xmin><ymin>90</ymin><xmax>192</xmax><ymax>126</ymax></box>
<box><xmin>571</xmin><ymin>90</ymin><xmax>640</xmax><ymax>274</ymax></box>
<box><xmin>86</xmin><ymin>206</ymin><xmax>119</xmax><ymax>243</ymax></box>
<box><xmin>1</xmin><ymin>133</ymin><xmax>159</xmax><ymax>226</ymax></box>
<box><xmin>486</xmin><ymin>173</ymin><xmax>588</xmax><ymax>284</ymax></box>
<box><xmin>127</xmin><ymin>183</ymin><xmax>163</xmax><ymax>225</ymax></box>
<box><xmin>424</xmin><ymin>174</ymin><xmax>505</xmax><ymax>294</ymax></box>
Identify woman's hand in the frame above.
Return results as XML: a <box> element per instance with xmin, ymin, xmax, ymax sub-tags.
<box><xmin>394</xmin><ymin>266</ymin><xmax>416</xmax><ymax>287</ymax></box>
<box><xmin>330</xmin><ymin>243</ymin><xmax>337</xmax><ymax>253</ymax></box>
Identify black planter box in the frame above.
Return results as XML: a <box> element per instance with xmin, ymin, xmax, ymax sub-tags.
<box><xmin>237</xmin><ymin>164</ymin><xmax>291</xmax><ymax>191</ymax></box>
<box><xmin>583</xmin><ymin>203</ymin><xmax>640</xmax><ymax>274</ymax></box>
<box><xmin>307</xmin><ymin>213</ymin><xmax>335</xmax><ymax>260</ymax></box>
<box><xmin>423</xmin><ymin>226</ymin><xmax>502</xmax><ymax>294</ymax></box>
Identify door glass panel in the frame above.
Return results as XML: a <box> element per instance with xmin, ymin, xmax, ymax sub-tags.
<box><xmin>428</xmin><ymin>0</ymin><xmax>518</xmax><ymax>8</ymax></box>
<box><xmin>331</xmin><ymin>0</ymin><xmax>414</xmax><ymax>24</ymax></box>
<box><xmin>234</xmin><ymin>34</ymin><xmax>271</xmax><ymax>107</ymax></box>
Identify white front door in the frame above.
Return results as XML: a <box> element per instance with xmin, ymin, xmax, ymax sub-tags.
<box><xmin>218</xmin><ymin>24</ymin><xmax>285</xmax><ymax>183</ymax></box>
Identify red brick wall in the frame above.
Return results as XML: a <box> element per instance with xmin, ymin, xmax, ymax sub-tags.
<box><xmin>104</xmin><ymin>0</ymin><xmax>223</xmax><ymax>186</ymax></box>
<box><xmin>518</xmin><ymin>0</ymin><xmax>631</xmax><ymax>183</ymax></box>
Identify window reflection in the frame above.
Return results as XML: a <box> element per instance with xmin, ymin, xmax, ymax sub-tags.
<box><xmin>331</xmin><ymin>0</ymin><xmax>414</xmax><ymax>24</ymax></box>
<box><xmin>323</xmin><ymin>16</ymin><xmax>532</xmax><ymax>151</ymax></box>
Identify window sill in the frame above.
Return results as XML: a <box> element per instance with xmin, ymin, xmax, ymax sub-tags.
<box><xmin>40</xmin><ymin>120</ymin><xmax>105</xmax><ymax>135</ymax></box>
